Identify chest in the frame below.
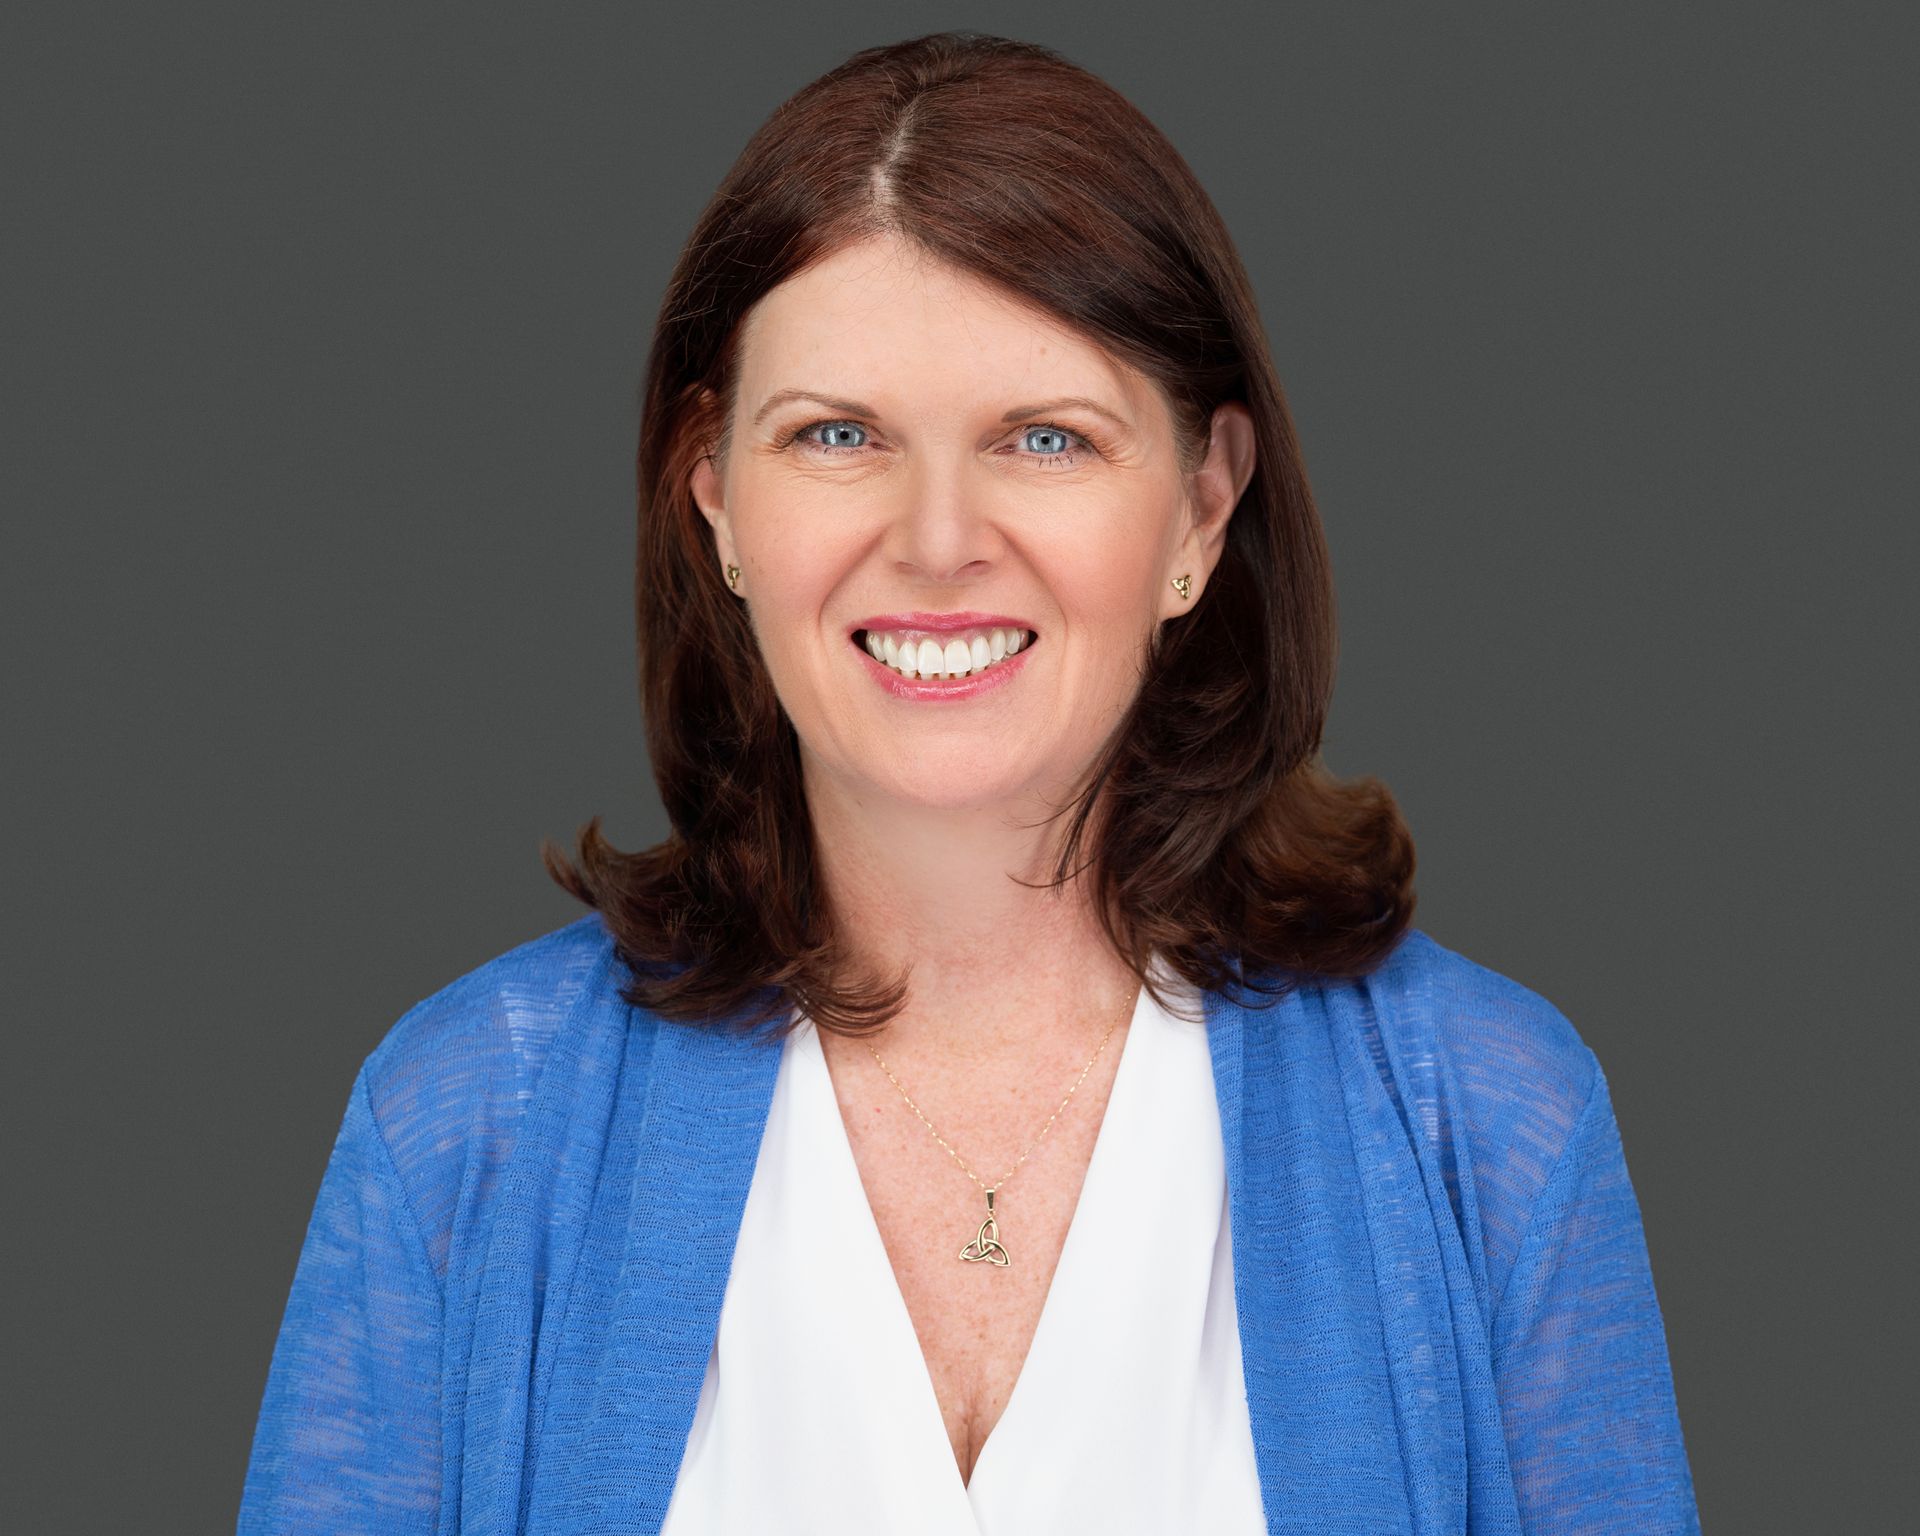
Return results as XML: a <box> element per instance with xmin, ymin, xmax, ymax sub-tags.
<box><xmin>819</xmin><ymin>1037</ymin><xmax>1126</xmax><ymax>1485</ymax></box>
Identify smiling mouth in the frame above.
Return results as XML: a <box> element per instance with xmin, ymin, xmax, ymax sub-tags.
<box><xmin>852</xmin><ymin>626</ymin><xmax>1037</xmax><ymax>682</ymax></box>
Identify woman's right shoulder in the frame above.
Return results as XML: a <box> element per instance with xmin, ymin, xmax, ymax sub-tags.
<box><xmin>347</xmin><ymin>911</ymin><xmax>639</xmax><ymax>1286</ymax></box>
<box><xmin>360</xmin><ymin>911</ymin><xmax>620</xmax><ymax>1106</ymax></box>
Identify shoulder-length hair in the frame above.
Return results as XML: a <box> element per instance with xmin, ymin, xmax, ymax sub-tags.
<box><xmin>544</xmin><ymin>31</ymin><xmax>1417</xmax><ymax>1036</ymax></box>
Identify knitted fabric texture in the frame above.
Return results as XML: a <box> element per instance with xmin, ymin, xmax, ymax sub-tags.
<box><xmin>239</xmin><ymin>915</ymin><xmax>1701</xmax><ymax>1534</ymax></box>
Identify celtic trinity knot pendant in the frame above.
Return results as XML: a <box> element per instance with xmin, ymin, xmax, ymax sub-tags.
<box><xmin>959</xmin><ymin>1187</ymin><xmax>1011</xmax><ymax>1267</ymax></box>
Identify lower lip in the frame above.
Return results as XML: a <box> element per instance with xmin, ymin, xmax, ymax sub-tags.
<box><xmin>853</xmin><ymin>634</ymin><xmax>1037</xmax><ymax>700</ymax></box>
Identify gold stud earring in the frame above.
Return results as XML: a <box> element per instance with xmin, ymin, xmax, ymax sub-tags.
<box><xmin>1171</xmin><ymin>573</ymin><xmax>1192</xmax><ymax>600</ymax></box>
<box><xmin>725</xmin><ymin>563</ymin><xmax>740</xmax><ymax>592</ymax></box>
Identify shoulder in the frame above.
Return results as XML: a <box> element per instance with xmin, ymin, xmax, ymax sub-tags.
<box><xmin>1345</xmin><ymin>927</ymin><xmax>1605</xmax><ymax>1297</ymax></box>
<box><xmin>360</xmin><ymin>911</ymin><xmax>617</xmax><ymax>1103</ymax></box>
<box><xmin>1366</xmin><ymin>926</ymin><xmax>1600</xmax><ymax>1113</ymax></box>
<box><xmin>352</xmin><ymin>911</ymin><xmax>626</xmax><ymax>1282</ymax></box>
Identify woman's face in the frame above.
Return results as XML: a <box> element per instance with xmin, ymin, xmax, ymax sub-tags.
<box><xmin>690</xmin><ymin>232</ymin><xmax>1252</xmax><ymax>820</ymax></box>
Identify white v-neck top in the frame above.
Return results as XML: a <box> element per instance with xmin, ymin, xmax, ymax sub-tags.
<box><xmin>659</xmin><ymin>960</ymin><xmax>1268</xmax><ymax>1535</ymax></box>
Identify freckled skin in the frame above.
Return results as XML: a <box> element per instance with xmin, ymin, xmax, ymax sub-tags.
<box><xmin>816</xmin><ymin>1016</ymin><xmax>1133</xmax><ymax>1485</ymax></box>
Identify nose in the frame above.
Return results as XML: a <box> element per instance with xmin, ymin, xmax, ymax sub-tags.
<box><xmin>882</xmin><ymin>453</ymin><xmax>1005</xmax><ymax>584</ymax></box>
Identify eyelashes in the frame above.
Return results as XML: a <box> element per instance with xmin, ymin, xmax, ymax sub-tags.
<box><xmin>777</xmin><ymin>418</ymin><xmax>1102</xmax><ymax>469</ymax></box>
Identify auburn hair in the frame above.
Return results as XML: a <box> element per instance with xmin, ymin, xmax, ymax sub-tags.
<box><xmin>543</xmin><ymin>31</ymin><xmax>1417</xmax><ymax>1036</ymax></box>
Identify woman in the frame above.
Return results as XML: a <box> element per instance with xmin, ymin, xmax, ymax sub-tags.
<box><xmin>240</xmin><ymin>31</ymin><xmax>1699</xmax><ymax>1535</ymax></box>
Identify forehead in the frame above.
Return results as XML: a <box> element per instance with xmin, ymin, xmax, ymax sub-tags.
<box><xmin>735</xmin><ymin>233</ymin><xmax>1150</xmax><ymax>418</ymax></box>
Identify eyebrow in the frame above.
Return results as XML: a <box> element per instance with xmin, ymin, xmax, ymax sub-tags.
<box><xmin>751</xmin><ymin>388</ymin><xmax>1132</xmax><ymax>432</ymax></box>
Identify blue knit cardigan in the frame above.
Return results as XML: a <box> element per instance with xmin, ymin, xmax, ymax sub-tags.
<box><xmin>239</xmin><ymin>914</ymin><xmax>1700</xmax><ymax>1534</ymax></box>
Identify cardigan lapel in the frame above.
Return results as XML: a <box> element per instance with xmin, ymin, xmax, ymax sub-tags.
<box><xmin>522</xmin><ymin>1002</ymin><xmax>788</xmax><ymax>1534</ymax></box>
<box><xmin>1204</xmin><ymin>977</ymin><xmax>1429</xmax><ymax>1535</ymax></box>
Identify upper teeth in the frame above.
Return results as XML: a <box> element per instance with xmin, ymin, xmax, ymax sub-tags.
<box><xmin>861</xmin><ymin>626</ymin><xmax>1030</xmax><ymax>679</ymax></box>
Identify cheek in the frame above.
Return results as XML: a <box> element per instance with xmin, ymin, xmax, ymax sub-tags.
<box><xmin>1041</xmin><ymin>537</ymin><xmax>1162</xmax><ymax>633</ymax></box>
<box><xmin>733</xmin><ymin>491</ymin><xmax>859</xmax><ymax>658</ymax></box>
<box><xmin>1032</xmin><ymin>480</ymin><xmax>1181</xmax><ymax>610</ymax></box>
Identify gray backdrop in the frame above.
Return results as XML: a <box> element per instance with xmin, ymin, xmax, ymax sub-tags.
<box><xmin>6</xmin><ymin>2</ymin><xmax>1912</xmax><ymax>1530</ymax></box>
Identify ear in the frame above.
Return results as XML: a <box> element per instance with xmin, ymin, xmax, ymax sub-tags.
<box><xmin>689</xmin><ymin>450</ymin><xmax>737</xmax><ymax>570</ymax></box>
<box><xmin>1162</xmin><ymin>401</ymin><xmax>1255</xmax><ymax>619</ymax></box>
<box><xmin>687</xmin><ymin>388</ymin><xmax>740</xmax><ymax>581</ymax></box>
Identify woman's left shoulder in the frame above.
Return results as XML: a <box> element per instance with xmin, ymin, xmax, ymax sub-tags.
<box><xmin>1344</xmin><ymin>928</ymin><xmax>1612</xmax><ymax>1294</ymax></box>
<box><xmin>1358</xmin><ymin>926</ymin><xmax>1602</xmax><ymax>1117</ymax></box>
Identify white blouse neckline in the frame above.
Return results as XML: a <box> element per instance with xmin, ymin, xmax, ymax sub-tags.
<box><xmin>661</xmin><ymin>957</ymin><xmax>1268</xmax><ymax>1533</ymax></box>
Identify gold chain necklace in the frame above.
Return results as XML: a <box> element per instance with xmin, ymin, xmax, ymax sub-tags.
<box><xmin>861</xmin><ymin>982</ymin><xmax>1141</xmax><ymax>1268</ymax></box>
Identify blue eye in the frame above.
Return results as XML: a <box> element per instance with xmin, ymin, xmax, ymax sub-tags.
<box><xmin>811</xmin><ymin>422</ymin><xmax>868</xmax><ymax>451</ymax></box>
<box><xmin>786</xmin><ymin>418</ymin><xmax>1094</xmax><ymax>467</ymax></box>
<box><xmin>1021</xmin><ymin>426</ymin><xmax>1077</xmax><ymax>458</ymax></box>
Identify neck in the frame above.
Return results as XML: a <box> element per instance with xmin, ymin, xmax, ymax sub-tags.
<box><xmin>802</xmin><ymin>751</ymin><xmax>1141</xmax><ymax>1061</ymax></box>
